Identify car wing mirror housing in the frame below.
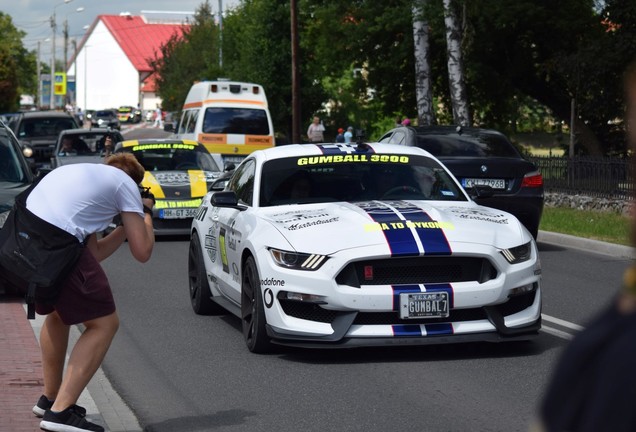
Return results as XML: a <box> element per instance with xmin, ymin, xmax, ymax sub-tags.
<box><xmin>211</xmin><ymin>191</ymin><xmax>247</xmax><ymax>211</ymax></box>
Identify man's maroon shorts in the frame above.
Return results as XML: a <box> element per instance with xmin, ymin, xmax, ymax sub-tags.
<box><xmin>36</xmin><ymin>248</ymin><xmax>116</xmax><ymax>325</ymax></box>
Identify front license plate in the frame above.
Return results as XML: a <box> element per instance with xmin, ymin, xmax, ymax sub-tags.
<box><xmin>462</xmin><ymin>178</ymin><xmax>506</xmax><ymax>190</ymax></box>
<box><xmin>399</xmin><ymin>292</ymin><xmax>449</xmax><ymax>319</ymax></box>
<box><xmin>159</xmin><ymin>208</ymin><xmax>198</xmax><ymax>219</ymax></box>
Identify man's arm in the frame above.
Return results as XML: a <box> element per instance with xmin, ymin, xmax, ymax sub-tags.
<box><xmin>85</xmin><ymin>228</ymin><xmax>127</xmax><ymax>262</ymax></box>
<box><xmin>121</xmin><ymin>198</ymin><xmax>155</xmax><ymax>262</ymax></box>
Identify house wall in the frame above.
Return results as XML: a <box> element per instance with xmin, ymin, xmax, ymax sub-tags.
<box><xmin>68</xmin><ymin>20</ymin><xmax>141</xmax><ymax>111</ymax></box>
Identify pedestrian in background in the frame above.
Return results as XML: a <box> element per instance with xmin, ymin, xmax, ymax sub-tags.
<box><xmin>401</xmin><ymin>118</ymin><xmax>411</xmax><ymax>126</ymax></box>
<box><xmin>153</xmin><ymin>105</ymin><xmax>163</xmax><ymax>129</ymax></box>
<box><xmin>336</xmin><ymin>128</ymin><xmax>345</xmax><ymax>143</ymax></box>
<box><xmin>344</xmin><ymin>126</ymin><xmax>354</xmax><ymax>143</ymax></box>
<box><xmin>532</xmin><ymin>61</ymin><xmax>636</xmax><ymax>432</ymax></box>
<box><xmin>307</xmin><ymin>116</ymin><xmax>325</xmax><ymax>143</ymax></box>
<box><xmin>26</xmin><ymin>153</ymin><xmax>156</xmax><ymax>432</ymax></box>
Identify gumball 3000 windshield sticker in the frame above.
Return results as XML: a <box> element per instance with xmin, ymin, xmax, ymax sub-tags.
<box><xmin>448</xmin><ymin>207</ymin><xmax>509</xmax><ymax>224</ymax></box>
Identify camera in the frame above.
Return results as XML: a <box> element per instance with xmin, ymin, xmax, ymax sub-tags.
<box><xmin>139</xmin><ymin>186</ymin><xmax>155</xmax><ymax>204</ymax></box>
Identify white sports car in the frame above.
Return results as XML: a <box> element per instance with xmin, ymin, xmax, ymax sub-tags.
<box><xmin>189</xmin><ymin>143</ymin><xmax>541</xmax><ymax>352</ymax></box>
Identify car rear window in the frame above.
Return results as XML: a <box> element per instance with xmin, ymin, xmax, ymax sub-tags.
<box><xmin>416</xmin><ymin>133</ymin><xmax>521</xmax><ymax>158</ymax></box>
<box><xmin>202</xmin><ymin>108</ymin><xmax>270</xmax><ymax>135</ymax></box>
<box><xmin>18</xmin><ymin>118</ymin><xmax>77</xmax><ymax>138</ymax></box>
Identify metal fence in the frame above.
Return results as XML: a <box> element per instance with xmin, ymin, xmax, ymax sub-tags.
<box><xmin>529</xmin><ymin>156</ymin><xmax>634</xmax><ymax>200</ymax></box>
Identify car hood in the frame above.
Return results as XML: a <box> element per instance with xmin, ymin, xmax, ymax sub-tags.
<box><xmin>143</xmin><ymin>170</ymin><xmax>221</xmax><ymax>201</ymax></box>
<box><xmin>258</xmin><ymin>201</ymin><xmax>526</xmax><ymax>256</ymax></box>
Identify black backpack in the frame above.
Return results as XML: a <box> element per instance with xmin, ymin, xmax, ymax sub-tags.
<box><xmin>0</xmin><ymin>183</ymin><xmax>84</xmax><ymax>319</ymax></box>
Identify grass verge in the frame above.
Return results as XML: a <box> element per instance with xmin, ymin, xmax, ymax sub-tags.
<box><xmin>540</xmin><ymin>207</ymin><xmax>631</xmax><ymax>246</ymax></box>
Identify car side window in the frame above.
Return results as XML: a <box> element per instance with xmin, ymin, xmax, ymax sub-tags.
<box><xmin>178</xmin><ymin>111</ymin><xmax>189</xmax><ymax>135</ymax></box>
<box><xmin>227</xmin><ymin>159</ymin><xmax>255</xmax><ymax>206</ymax></box>
<box><xmin>378</xmin><ymin>132</ymin><xmax>393</xmax><ymax>143</ymax></box>
<box><xmin>389</xmin><ymin>131</ymin><xmax>405</xmax><ymax>145</ymax></box>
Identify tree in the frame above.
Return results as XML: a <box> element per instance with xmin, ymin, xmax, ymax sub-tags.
<box><xmin>0</xmin><ymin>13</ymin><xmax>36</xmax><ymax>112</ymax></box>
<box><xmin>150</xmin><ymin>1</ymin><xmax>221</xmax><ymax>112</ymax></box>
<box><xmin>412</xmin><ymin>0</ymin><xmax>436</xmax><ymax>125</ymax></box>
<box><xmin>442</xmin><ymin>0</ymin><xmax>470</xmax><ymax>126</ymax></box>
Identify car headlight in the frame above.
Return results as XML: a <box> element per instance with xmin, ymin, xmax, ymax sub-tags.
<box><xmin>500</xmin><ymin>242</ymin><xmax>531</xmax><ymax>264</ymax></box>
<box><xmin>269</xmin><ymin>248</ymin><xmax>328</xmax><ymax>271</ymax></box>
<box><xmin>22</xmin><ymin>145</ymin><xmax>33</xmax><ymax>158</ymax></box>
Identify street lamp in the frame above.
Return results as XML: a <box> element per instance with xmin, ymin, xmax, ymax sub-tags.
<box><xmin>50</xmin><ymin>0</ymin><xmax>74</xmax><ymax>110</ymax></box>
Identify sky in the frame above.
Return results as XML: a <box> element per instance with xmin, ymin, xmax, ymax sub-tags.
<box><xmin>2</xmin><ymin>0</ymin><xmax>240</xmax><ymax>63</ymax></box>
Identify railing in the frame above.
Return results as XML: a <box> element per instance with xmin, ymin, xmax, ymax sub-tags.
<box><xmin>529</xmin><ymin>156</ymin><xmax>634</xmax><ymax>200</ymax></box>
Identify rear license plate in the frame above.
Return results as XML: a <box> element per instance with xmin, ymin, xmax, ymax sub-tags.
<box><xmin>399</xmin><ymin>292</ymin><xmax>449</xmax><ymax>319</ymax></box>
<box><xmin>159</xmin><ymin>208</ymin><xmax>198</xmax><ymax>219</ymax></box>
<box><xmin>462</xmin><ymin>178</ymin><xmax>506</xmax><ymax>190</ymax></box>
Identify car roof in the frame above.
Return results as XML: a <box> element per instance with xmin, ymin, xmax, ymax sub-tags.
<box><xmin>17</xmin><ymin>111</ymin><xmax>76</xmax><ymax>119</ymax></box>
<box><xmin>405</xmin><ymin>125</ymin><xmax>509</xmax><ymax>139</ymax></box>
<box><xmin>250</xmin><ymin>142</ymin><xmax>435</xmax><ymax>161</ymax></box>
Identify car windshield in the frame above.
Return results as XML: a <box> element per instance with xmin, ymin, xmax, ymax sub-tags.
<box><xmin>415</xmin><ymin>133</ymin><xmax>521</xmax><ymax>158</ymax></box>
<box><xmin>95</xmin><ymin>110</ymin><xmax>115</xmax><ymax>118</ymax></box>
<box><xmin>122</xmin><ymin>142</ymin><xmax>221</xmax><ymax>172</ymax></box>
<box><xmin>57</xmin><ymin>132</ymin><xmax>121</xmax><ymax>156</ymax></box>
<box><xmin>202</xmin><ymin>107</ymin><xmax>270</xmax><ymax>135</ymax></box>
<box><xmin>259</xmin><ymin>153</ymin><xmax>467</xmax><ymax>206</ymax></box>
<box><xmin>17</xmin><ymin>118</ymin><xmax>76</xmax><ymax>138</ymax></box>
<box><xmin>0</xmin><ymin>129</ymin><xmax>29</xmax><ymax>183</ymax></box>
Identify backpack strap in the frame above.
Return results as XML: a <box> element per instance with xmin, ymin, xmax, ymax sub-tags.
<box><xmin>26</xmin><ymin>281</ymin><xmax>36</xmax><ymax>320</ymax></box>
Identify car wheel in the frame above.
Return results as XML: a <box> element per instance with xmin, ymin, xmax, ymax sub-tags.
<box><xmin>188</xmin><ymin>234</ymin><xmax>224</xmax><ymax>315</ymax></box>
<box><xmin>241</xmin><ymin>255</ymin><xmax>272</xmax><ymax>353</ymax></box>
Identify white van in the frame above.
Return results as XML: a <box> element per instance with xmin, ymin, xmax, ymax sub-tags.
<box><xmin>175</xmin><ymin>80</ymin><xmax>275</xmax><ymax>165</ymax></box>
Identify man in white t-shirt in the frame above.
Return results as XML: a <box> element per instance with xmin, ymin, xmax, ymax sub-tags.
<box><xmin>27</xmin><ymin>153</ymin><xmax>155</xmax><ymax>432</ymax></box>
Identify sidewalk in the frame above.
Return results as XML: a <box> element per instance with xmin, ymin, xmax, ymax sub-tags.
<box><xmin>0</xmin><ymin>295</ymin><xmax>141</xmax><ymax>432</ymax></box>
<box><xmin>1</xmin><ymin>231</ymin><xmax>634</xmax><ymax>431</ymax></box>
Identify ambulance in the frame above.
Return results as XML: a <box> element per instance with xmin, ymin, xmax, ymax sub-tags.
<box><xmin>175</xmin><ymin>80</ymin><xmax>275</xmax><ymax>165</ymax></box>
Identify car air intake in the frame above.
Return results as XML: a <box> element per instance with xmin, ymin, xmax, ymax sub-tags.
<box><xmin>336</xmin><ymin>256</ymin><xmax>497</xmax><ymax>287</ymax></box>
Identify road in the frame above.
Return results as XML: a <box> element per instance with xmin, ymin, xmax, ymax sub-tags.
<box><xmin>101</xmin><ymin>126</ymin><xmax>631</xmax><ymax>431</ymax></box>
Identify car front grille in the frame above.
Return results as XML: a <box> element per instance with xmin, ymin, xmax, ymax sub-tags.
<box><xmin>279</xmin><ymin>290</ymin><xmax>537</xmax><ymax>326</ymax></box>
<box><xmin>336</xmin><ymin>256</ymin><xmax>497</xmax><ymax>287</ymax></box>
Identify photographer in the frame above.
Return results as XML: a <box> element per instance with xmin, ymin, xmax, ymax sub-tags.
<box><xmin>28</xmin><ymin>153</ymin><xmax>155</xmax><ymax>432</ymax></box>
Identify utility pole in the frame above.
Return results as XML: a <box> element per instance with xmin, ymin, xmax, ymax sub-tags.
<box><xmin>290</xmin><ymin>0</ymin><xmax>301</xmax><ymax>143</ymax></box>
<box><xmin>218</xmin><ymin>0</ymin><xmax>223</xmax><ymax>68</ymax></box>
<box><xmin>50</xmin><ymin>14</ymin><xmax>57</xmax><ymax>109</ymax></box>
<box><xmin>37</xmin><ymin>41</ymin><xmax>42</xmax><ymax>108</ymax></box>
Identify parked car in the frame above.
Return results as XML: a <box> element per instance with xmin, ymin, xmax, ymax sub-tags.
<box><xmin>188</xmin><ymin>142</ymin><xmax>541</xmax><ymax>352</ymax></box>
<box><xmin>117</xmin><ymin>106</ymin><xmax>142</xmax><ymax>123</ymax></box>
<box><xmin>50</xmin><ymin>128</ymin><xmax>125</xmax><ymax>169</ymax></box>
<box><xmin>91</xmin><ymin>109</ymin><xmax>121</xmax><ymax>130</ymax></box>
<box><xmin>0</xmin><ymin>120</ymin><xmax>34</xmax><ymax>229</ymax></box>
<box><xmin>379</xmin><ymin>125</ymin><xmax>544</xmax><ymax>238</ymax></box>
<box><xmin>8</xmin><ymin>111</ymin><xmax>81</xmax><ymax>168</ymax></box>
<box><xmin>113</xmin><ymin>139</ymin><xmax>223</xmax><ymax>235</ymax></box>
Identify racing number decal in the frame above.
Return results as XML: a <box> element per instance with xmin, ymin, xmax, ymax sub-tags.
<box><xmin>219</xmin><ymin>227</ymin><xmax>229</xmax><ymax>273</ymax></box>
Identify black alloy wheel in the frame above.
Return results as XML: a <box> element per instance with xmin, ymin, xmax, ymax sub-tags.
<box><xmin>241</xmin><ymin>256</ymin><xmax>272</xmax><ymax>353</ymax></box>
<box><xmin>188</xmin><ymin>234</ymin><xmax>224</xmax><ymax>315</ymax></box>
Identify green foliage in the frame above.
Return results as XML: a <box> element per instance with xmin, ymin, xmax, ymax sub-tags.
<box><xmin>541</xmin><ymin>206</ymin><xmax>631</xmax><ymax>246</ymax></box>
<box><xmin>0</xmin><ymin>13</ymin><xmax>36</xmax><ymax>112</ymax></box>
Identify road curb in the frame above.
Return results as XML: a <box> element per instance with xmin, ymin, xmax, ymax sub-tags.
<box><xmin>538</xmin><ymin>230</ymin><xmax>636</xmax><ymax>259</ymax></box>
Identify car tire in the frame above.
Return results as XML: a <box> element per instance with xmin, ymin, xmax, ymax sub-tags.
<box><xmin>241</xmin><ymin>255</ymin><xmax>272</xmax><ymax>353</ymax></box>
<box><xmin>188</xmin><ymin>234</ymin><xmax>224</xmax><ymax>315</ymax></box>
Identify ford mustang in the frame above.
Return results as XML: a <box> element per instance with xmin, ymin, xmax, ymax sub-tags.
<box><xmin>189</xmin><ymin>143</ymin><xmax>541</xmax><ymax>352</ymax></box>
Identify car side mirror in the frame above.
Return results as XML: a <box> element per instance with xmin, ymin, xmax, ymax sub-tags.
<box><xmin>211</xmin><ymin>191</ymin><xmax>247</xmax><ymax>211</ymax></box>
<box><xmin>468</xmin><ymin>185</ymin><xmax>494</xmax><ymax>199</ymax></box>
<box><xmin>224</xmin><ymin>162</ymin><xmax>236</xmax><ymax>171</ymax></box>
<box><xmin>163</xmin><ymin>123</ymin><xmax>175</xmax><ymax>133</ymax></box>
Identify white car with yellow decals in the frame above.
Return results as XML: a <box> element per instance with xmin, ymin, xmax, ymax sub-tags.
<box><xmin>189</xmin><ymin>142</ymin><xmax>541</xmax><ymax>352</ymax></box>
<box><xmin>114</xmin><ymin>139</ymin><xmax>222</xmax><ymax>235</ymax></box>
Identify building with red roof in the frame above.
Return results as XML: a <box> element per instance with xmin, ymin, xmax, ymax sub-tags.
<box><xmin>67</xmin><ymin>13</ymin><xmax>189</xmax><ymax>113</ymax></box>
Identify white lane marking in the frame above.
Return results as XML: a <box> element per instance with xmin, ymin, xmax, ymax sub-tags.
<box><xmin>540</xmin><ymin>325</ymin><xmax>575</xmax><ymax>341</ymax></box>
<box><xmin>541</xmin><ymin>314</ymin><xmax>584</xmax><ymax>332</ymax></box>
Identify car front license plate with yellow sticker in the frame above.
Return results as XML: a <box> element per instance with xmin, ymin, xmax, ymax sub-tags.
<box><xmin>399</xmin><ymin>292</ymin><xmax>449</xmax><ymax>319</ymax></box>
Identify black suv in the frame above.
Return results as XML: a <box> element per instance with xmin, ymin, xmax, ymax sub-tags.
<box><xmin>379</xmin><ymin>125</ymin><xmax>544</xmax><ymax>238</ymax></box>
<box><xmin>8</xmin><ymin>111</ymin><xmax>81</xmax><ymax>168</ymax></box>
<box><xmin>0</xmin><ymin>119</ymin><xmax>33</xmax><ymax>229</ymax></box>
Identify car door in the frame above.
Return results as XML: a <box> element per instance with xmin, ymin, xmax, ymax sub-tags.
<box><xmin>214</xmin><ymin>158</ymin><xmax>256</xmax><ymax>304</ymax></box>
